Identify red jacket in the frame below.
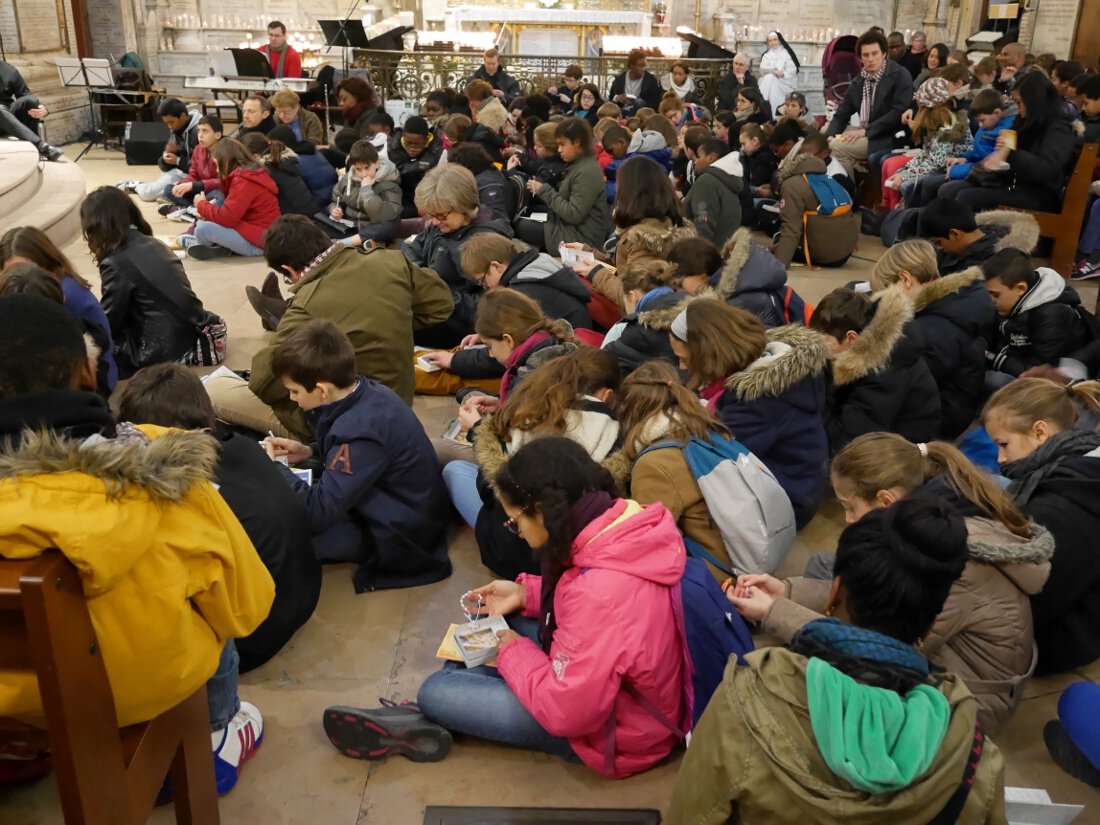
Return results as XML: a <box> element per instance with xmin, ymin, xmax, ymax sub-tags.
<box><xmin>182</xmin><ymin>144</ymin><xmax>219</xmax><ymax>195</ymax></box>
<box><xmin>195</xmin><ymin>167</ymin><xmax>281</xmax><ymax>247</ymax></box>
<box><xmin>497</xmin><ymin>499</ymin><xmax>693</xmax><ymax>778</ymax></box>
<box><xmin>258</xmin><ymin>44</ymin><xmax>302</xmax><ymax>79</ymax></box>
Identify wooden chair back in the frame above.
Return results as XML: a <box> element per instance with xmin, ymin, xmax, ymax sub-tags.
<box><xmin>0</xmin><ymin>551</ymin><xmax>220</xmax><ymax>825</ymax></box>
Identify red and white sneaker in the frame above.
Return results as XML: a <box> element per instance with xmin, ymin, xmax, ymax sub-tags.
<box><xmin>212</xmin><ymin>701</ymin><xmax>263</xmax><ymax>794</ymax></box>
<box><xmin>0</xmin><ymin>741</ymin><xmax>52</xmax><ymax>785</ymax></box>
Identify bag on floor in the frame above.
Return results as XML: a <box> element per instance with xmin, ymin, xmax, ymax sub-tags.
<box><xmin>185</xmin><ymin>313</ymin><xmax>228</xmax><ymax>366</ymax></box>
<box><xmin>680</xmin><ymin>556</ymin><xmax>754</xmax><ymax>725</ymax></box>
<box><xmin>636</xmin><ymin>434</ymin><xmax>796</xmax><ymax>575</ymax></box>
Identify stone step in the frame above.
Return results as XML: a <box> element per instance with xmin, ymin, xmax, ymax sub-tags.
<box><xmin>0</xmin><ymin>141</ymin><xmax>86</xmax><ymax>250</ymax></box>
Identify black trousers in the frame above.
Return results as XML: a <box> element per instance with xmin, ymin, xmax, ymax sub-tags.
<box><xmin>0</xmin><ymin>95</ymin><xmax>46</xmax><ymax>151</ymax></box>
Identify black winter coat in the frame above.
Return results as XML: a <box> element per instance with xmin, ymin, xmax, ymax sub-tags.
<box><xmin>604</xmin><ymin>288</ymin><xmax>682</xmax><ymax>376</ymax></box>
<box><xmin>989</xmin><ymin>268</ymin><xmax>1096</xmax><ymax>376</ymax></box>
<box><xmin>608</xmin><ymin>70</ymin><xmax>663</xmax><ymax>113</ymax></box>
<box><xmin>388</xmin><ymin>131</ymin><xmax>445</xmax><ymax>217</ymax></box>
<box><xmin>265</xmin><ymin>156</ymin><xmax>318</xmax><ymax>215</ymax></box>
<box><xmin>214</xmin><ymin>431</ymin><xmax>320</xmax><ymax>672</ymax></box>
<box><xmin>469</xmin><ymin>65</ymin><xmax>522</xmax><ymax>103</ymax></box>
<box><xmin>99</xmin><ymin>229</ymin><xmax>211</xmax><ymax>378</ymax></box>
<box><xmin>1006</xmin><ymin>115</ymin><xmax>1078</xmax><ymax>211</ymax></box>
<box><xmin>281</xmin><ymin>377</ymin><xmax>452</xmax><ymax>593</ymax></box>
<box><xmin>513</xmin><ymin>153</ymin><xmax>567</xmax><ymax>191</ymax></box>
<box><xmin>826</xmin><ymin>60</ymin><xmax>914</xmax><ymax>155</ymax></box>
<box><xmin>911</xmin><ymin>271</ymin><xmax>996</xmax><ymax>439</ymax></box>
<box><xmin>716</xmin><ymin>71</ymin><xmax>757</xmax><ymax>113</ymax></box>
<box><xmin>708</xmin><ymin>229</ymin><xmax>794</xmax><ymax>328</ymax></box>
<box><xmin>1006</xmin><ymin>443</ymin><xmax>1100</xmax><ymax>675</ymax></box>
<box><xmin>334</xmin><ymin>109</ymin><xmax>373</xmax><ymax>154</ymax></box>
<box><xmin>824</xmin><ymin>290</ymin><xmax>941</xmax><ymax>453</ymax></box>
<box><xmin>474</xmin><ymin>167</ymin><xmax>514</xmax><ymax>223</ymax></box>
<box><xmin>465</xmin><ymin>123</ymin><xmax>506</xmax><ymax>165</ymax></box>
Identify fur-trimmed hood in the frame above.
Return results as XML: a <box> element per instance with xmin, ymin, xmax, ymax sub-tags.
<box><xmin>725</xmin><ymin>324</ymin><xmax>830</xmax><ymax>402</ymax></box>
<box><xmin>618</xmin><ymin>218</ymin><xmax>697</xmax><ymax>260</ymax></box>
<box><xmin>975</xmin><ymin>209</ymin><xmax>1040</xmax><ymax>255</ymax></box>
<box><xmin>474</xmin><ymin>408</ymin><xmax>627</xmax><ymax>497</ymax></box>
<box><xmin>830</xmin><ymin>288</ymin><xmax>913</xmax><ymax>386</ymax></box>
<box><xmin>912</xmin><ymin>267</ymin><xmax>983</xmax><ymax>314</ymax></box>
<box><xmin>0</xmin><ymin>425</ymin><xmax>217</xmax><ymax>502</ymax></box>
<box><xmin>475</xmin><ymin>97</ymin><xmax>510</xmax><ymax>134</ymax></box>
<box><xmin>965</xmin><ymin>516</ymin><xmax>1053</xmax><ymax>596</ymax></box>
<box><xmin>715</xmin><ymin>228</ymin><xmax>788</xmax><ymax>298</ymax></box>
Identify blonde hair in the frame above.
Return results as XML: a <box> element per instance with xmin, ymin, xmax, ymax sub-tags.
<box><xmin>910</xmin><ymin>105</ymin><xmax>955</xmax><ymax>144</ymax></box>
<box><xmin>474</xmin><ymin>288</ymin><xmax>575</xmax><ymax>347</ymax></box>
<box><xmin>870</xmin><ymin>239</ymin><xmax>941</xmax><ymax>291</ymax></box>
<box><xmin>982</xmin><ymin>377</ymin><xmax>1100</xmax><ymax>434</ymax></box>
<box><xmin>621</xmin><ymin>259</ymin><xmax>678</xmax><ymax>293</ymax></box>
<box><xmin>675</xmin><ymin>298</ymin><xmax>768</xmax><ymax>389</ymax></box>
<box><xmin>270</xmin><ymin>89</ymin><xmax>300</xmax><ymax>109</ymax></box>
<box><xmin>461</xmin><ymin>234</ymin><xmax>527</xmax><ymax>278</ymax></box>
<box><xmin>592</xmin><ymin>118</ymin><xmax>616</xmax><ymax>142</ymax></box>
<box><xmin>619</xmin><ymin>361</ymin><xmax>728</xmax><ymax>459</ymax></box>
<box><xmin>533</xmin><ymin>122</ymin><xmax>558</xmax><ymax>151</ymax></box>
<box><xmin>414</xmin><ymin>165</ymin><xmax>479</xmax><ymax>216</ymax></box>
<box><xmin>596</xmin><ymin>102</ymin><xmax>622</xmax><ymax>120</ymax></box>
<box><xmin>443</xmin><ymin>114</ymin><xmax>472</xmax><ymax>143</ymax></box>
<box><xmin>832</xmin><ymin>432</ymin><xmax>1032</xmax><ymax>537</ymax></box>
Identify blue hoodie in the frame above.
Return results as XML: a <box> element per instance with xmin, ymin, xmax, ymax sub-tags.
<box><xmin>948</xmin><ymin>113</ymin><xmax>1016</xmax><ymax>180</ymax></box>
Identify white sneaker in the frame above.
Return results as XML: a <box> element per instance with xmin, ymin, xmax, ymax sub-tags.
<box><xmin>212</xmin><ymin>701</ymin><xmax>263</xmax><ymax>794</ymax></box>
<box><xmin>116</xmin><ymin>180</ymin><xmax>140</xmax><ymax>193</ymax></box>
<box><xmin>167</xmin><ymin>207</ymin><xmax>198</xmax><ymax>223</ymax></box>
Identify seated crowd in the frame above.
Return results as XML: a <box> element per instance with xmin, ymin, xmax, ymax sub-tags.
<box><xmin>3</xmin><ymin>25</ymin><xmax>1100</xmax><ymax>822</ymax></box>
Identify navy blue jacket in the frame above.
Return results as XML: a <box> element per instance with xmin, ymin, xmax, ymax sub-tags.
<box><xmin>282</xmin><ymin>377</ymin><xmax>451</xmax><ymax>592</ymax></box>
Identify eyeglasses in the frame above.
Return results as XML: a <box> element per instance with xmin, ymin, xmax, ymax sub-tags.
<box><xmin>427</xmin><ymin>211</ymin><xmax>455</xmax><ymax>223</ymax></box>
<box><xmin>502</xmin><ymin>506</ymin><xmax>532</xmax><ymax>535</ymax></box>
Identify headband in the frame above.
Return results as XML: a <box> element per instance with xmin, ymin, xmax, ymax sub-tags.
<box><xmin>671</xmin><ymin>308</ymin><xmax>690</xmax><ymax>341</ymax></box>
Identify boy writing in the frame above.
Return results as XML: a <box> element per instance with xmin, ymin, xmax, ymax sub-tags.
<box><xmin>982</xmin><ymin>248</ymin><xmax>1098</xmax><ymax>386</ymax></box>
<box><xmin>264</xmin><ymin>319</ymin><xmax>452</xmax><ymax>593</ymax></box>
<box><xmin>328</xmin><ymin>140</ymin><xmax>403</xmax><ymax>247</ymax></box>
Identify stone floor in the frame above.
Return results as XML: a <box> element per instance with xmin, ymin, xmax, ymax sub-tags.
<box><xmin>2</xmin><ymin>146</ymin><xmax>1099</xmax><ymax>825</ymax></box>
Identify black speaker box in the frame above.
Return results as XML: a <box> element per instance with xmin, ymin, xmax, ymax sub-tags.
<box><xmin>124</xmin><ymin>121</ymin><xmax>170</xmax><ymax>165</ymax></box>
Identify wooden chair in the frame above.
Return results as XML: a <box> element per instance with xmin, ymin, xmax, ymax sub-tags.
<box><xmin>0</xmin><ymin>551</ymin><xmax>220</xmax><ymax>824</ymax></box>
<box><xmin>1023</xmin><ymin>142</ymin><xmax>1099</xmax><ymax>277</ymax></box>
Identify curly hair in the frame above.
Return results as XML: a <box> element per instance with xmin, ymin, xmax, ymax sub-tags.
<box><xmin>495</xmin><ymin>436</ymin><xmax>620</xmax><ymax>565</ymax></box>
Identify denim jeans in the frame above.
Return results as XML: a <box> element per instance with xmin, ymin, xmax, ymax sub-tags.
<box><xmin>442</xmin><ymin>460</ymin><xmax>483</xmax><ymax>528</ymax></box>
<box><xmin>207</xmin><ymin>640</ymin><xmax>240</xmax><ymax>731</ymax></box>
<box><xmin>1080</xmin><ymin>196</ymin><xmax>1099</xmax><ymax>254</ymax></box>
<box><xmin>163</xmin><ymin>185</ymin><xmax>223</xmax><ymax>209</ymax></box>
<box><xmin>416</xmin><ymin>615</ymin><xmax>578</xmax><ymax>762</ymax></box>
<box><xmin>194</xmin><ymin>220</ymin><xmax>264</xmax><ymax>256</ymax></box>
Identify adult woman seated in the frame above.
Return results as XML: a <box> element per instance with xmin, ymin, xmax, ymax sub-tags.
<box><xmin>332</xmin><ymin>76</ymin><xmax>377</xmax><ymax>154</ymax></box>
<box><xmin>80</xmin><ymin>186</ymin><xmax>216</xmax><ymax>378</ymax></box>
<box><xmin>938</xmin><ymin>71</ymin><xmax>1076</xmax><ymax>212</ymax></box>
<box><xmin>403</xmin><ymin>165</ymin><xmax>514</xmax><ymax>349</ymax></box>
<box><xmin>270</xmin><ymin>89</ymin><xmax>325</xmax><ymax>145</ymax></box>
<box><xmin>322</xmin><ymin>437</ymin><xmax>692</xmax><ymax>778</ymax></box>
<box><xmin>666</xmin><ymin>497</ymin><xmax>1006</xmax><ymax>824</ymax></box>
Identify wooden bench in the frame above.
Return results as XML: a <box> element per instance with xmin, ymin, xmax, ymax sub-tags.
<box><xmin>0</xmin><ymin>551</ymin><xmax>220</xmax><ymax>824</ymax></box>
<box><xmin>1024</xmin><ymin>142</ymin><xmax>1098</xmax><ymax>277</ymax></box>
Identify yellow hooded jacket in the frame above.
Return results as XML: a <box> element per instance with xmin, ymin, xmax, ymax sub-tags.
<box><xmin>0</xmin><ymin>425</ymin><xmax>275</xmax><ymax>727</ymax></box>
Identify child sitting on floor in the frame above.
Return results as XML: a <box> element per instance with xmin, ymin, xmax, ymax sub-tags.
<box><xmin>264</xmin><ymin>319</ymin><xmax>452</xmax><ymax>593</ymax></box>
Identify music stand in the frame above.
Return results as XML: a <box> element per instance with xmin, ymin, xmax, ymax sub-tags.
<box><xmin>56</xmin><ymin>57</ymin><xmax>118</xmax><ymax>160</ymax></box>
<box><xmin>320</xmin><ymin>18</ymin><xmax>371</xmax><ymax>78</ymax></box>
<box><xmin>228</xmin><ymin>48</ymin><xmax>275</xmax><ymax>79</ymax></box>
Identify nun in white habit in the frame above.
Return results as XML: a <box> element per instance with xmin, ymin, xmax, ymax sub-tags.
<box><xmin>758</xmin><ymin>31</ymin><xmax>800</xmax><ymax>113</ymax></box>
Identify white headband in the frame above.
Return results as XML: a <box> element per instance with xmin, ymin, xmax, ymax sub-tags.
<box><xmin>671</xmin><ymin>308</ymin><xmax>690</xmax><ymax>341</ymax></box>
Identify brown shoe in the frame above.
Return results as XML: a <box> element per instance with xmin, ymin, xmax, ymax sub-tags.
<box><xmin>246</xmin><ymin>285</ymin><xmax>288</xmax><ymax>332</ymax></box>
<box><xmin>260</xmin><ymin>270</ymin><xmax>283</xmax><ymax>300</ymax></box>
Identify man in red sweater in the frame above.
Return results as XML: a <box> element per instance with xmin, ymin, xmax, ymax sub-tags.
<box><xmin>258</xmin><ymin>21</ymin><xmax>302</xmax><ymax>79</ymax></box>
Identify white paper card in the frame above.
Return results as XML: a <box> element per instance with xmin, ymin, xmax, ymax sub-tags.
<box><xmin>1005</xmin><ymin>787</ymin><xmax>1084</xmax><ymax>825</ymax></box>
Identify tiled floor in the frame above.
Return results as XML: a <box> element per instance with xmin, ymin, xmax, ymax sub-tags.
<box><xmin>2</xmin><ymin>147</ymin><xmax>1098</xmax><ymax>824</ymax></box>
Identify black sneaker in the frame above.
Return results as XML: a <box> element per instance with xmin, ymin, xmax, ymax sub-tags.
<box><xmin>322</xmin><ymin>701</ymin><xmax>452</xmax><ymax>763</ymax></box>
<box><xmin>187</xmin><ymin>243</ymin><xmax>232</xmax><ymax>260</ymax></box>
<box><xmin>158</xmin><ymin>203</ymin><xmax>176</xmax><ymax>217</ymax></box>
<box><xmin>42</xmin><ymin>145</ymin><xmax>64</xmax><ymax>162</ymax></box>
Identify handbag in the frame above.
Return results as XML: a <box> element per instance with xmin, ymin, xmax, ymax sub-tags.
<box><xmin>185</xmin><ymin>315</ymin><xmax>228</xmax><ymax>366</ymax></box>
<box><xmin>965</xmin><ymin>165</ymin><xmax>1011</xmax><ymax>189</ymax></box>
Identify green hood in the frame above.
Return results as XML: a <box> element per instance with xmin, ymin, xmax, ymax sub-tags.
<box><xmin>807</xmin><ymin>657</ymin><xmax>951</xmax><ymax>795</ymax></box>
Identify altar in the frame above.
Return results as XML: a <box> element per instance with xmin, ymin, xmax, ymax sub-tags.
<box><xmin>440</xmin><ymin>3</ymin><xmax>653</xmax><ymax>57</ymax></box>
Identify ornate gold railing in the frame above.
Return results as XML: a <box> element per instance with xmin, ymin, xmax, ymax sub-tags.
<box><xmin>352</xmin><ymin>50</ymin><xmax>730</xmax><ymax>113</ymax></box>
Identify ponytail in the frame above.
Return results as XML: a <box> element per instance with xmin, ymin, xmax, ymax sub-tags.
<box><xmin>831</xmin><ymin>432</ymin><xmax>1032</xmax><ymax>538</ymax></box>
<box><xmin>619</xmin><ymin>360</ymin><xmax>727</xmax><ymax>458</ymax></box>
<box><xmin>474</xmin><ymin>287</ymin><xmax>577</xmax><ymax>348</ymax></box>
<box><xmin>266</xmin><ymin>138</ymin><xmax>288</xmax><ymax>167</ymax></box>
<box><xmin>982</xmin><ymin>377</ymin><xmax>1100</xmax><ymax>434</ymax></box>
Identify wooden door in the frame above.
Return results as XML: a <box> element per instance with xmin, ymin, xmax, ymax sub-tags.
<box><xmin>1073</xmin><ymin>0</ymin><xmax>1099</xmax><ymax>66</ymax></box>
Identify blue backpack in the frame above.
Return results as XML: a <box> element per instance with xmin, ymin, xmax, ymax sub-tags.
<box><xmin>804</xmin><ymin>173</ymin><xmax>853</xmax><ymax>217</ymax></box>
<box><xmin>680</xmin><ymin>556</ymin><xmax>754</xmax><ymax>725</ymax></box>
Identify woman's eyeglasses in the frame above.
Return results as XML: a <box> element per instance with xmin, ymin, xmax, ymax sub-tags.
<box><xmin>502</xmin><ymin>506</ymin><xmax>533</xmax><ymax>535</ymax></box>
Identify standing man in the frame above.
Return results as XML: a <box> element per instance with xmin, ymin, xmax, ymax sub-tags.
<box><xmin>826</xmin><ymin>29</ymin><xmax>914</xmax><ymax>182</ymax></box>
<box><xmin>468</xmin><ymin>48</ymin><xmax>521</xmax><ymax>105</ymax></box>
<box><xmin>899</xmin><ymin>31</ymin><xmax>927</xmax><ymax>78</ymax></box>
<box><xmin>258</xmin><ymin>21</ymin><xmax>303</xmax><ymax>79</ymax></box>
<box><xmin>0</xmin><ymin>60</ymin><xmax>63</xmax><ymax>161</ymax></box>
<box><xmin>716</xmin><ymin>53</ymin><xmax>757</xmax><ymax>112</ymax></box>
<box><xmin>609</xmin><ymin>49</ymin><xmax>663</xmax><ymax>116</ymax></box>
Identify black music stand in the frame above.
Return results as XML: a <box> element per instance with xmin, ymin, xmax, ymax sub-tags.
<box><xmin>320</xmin><ymin>18</ymin><xmax>370</xmax><ymax>78</ymax></box>
<box><xmin>228</xmin><ymin>48</ymin><xmax>275</xmax><ymax>79</ymax></box>
<box><xmin>56</xmin><ymin>56</ymin><xmax>120</xmax><ymax>160</ymax></box>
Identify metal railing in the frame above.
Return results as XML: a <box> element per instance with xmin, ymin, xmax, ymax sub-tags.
<box><xmin>351</xmin><ymin>50</ymin><xmax>731</xmax><ymax>113</ymax></box>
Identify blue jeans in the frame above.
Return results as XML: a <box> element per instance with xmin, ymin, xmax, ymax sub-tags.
<box><xmin>206</xmin><ymin>640</ymin><xmax>240</xmax><ymax>731</ymax></box>
<box><xmin>442</xmin><ymin>460</ymin><xmax>482</xmax><ymax>528</ymax></box>
<box><xmin>162</xmin><ymin>185</ymin><xmax>223</xmax><ymax>209</ymax></box>
<box><xmin>416</xmin><ymin>616</ymin><xmax>579</xmax><ymax>762</ymax></box>
<box><xmin>194</xmin><ymin>220</ymin><xmax>264</xmax><ymax>256</ymax></box>
<box><xmin>1080</xmin><ymin>196</ymin><xmax>1099</xmax><ymax>254</ymax></box>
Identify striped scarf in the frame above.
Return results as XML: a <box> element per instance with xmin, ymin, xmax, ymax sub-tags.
<box><xmin>860</xmin><ymin>63</ymin><xmax>888</xmax><ymax>127</ymax></box>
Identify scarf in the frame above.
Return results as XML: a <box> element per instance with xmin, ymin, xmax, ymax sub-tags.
<box><xmin>1002</xmin><ymin>428</ymin><xmax>1100</xmax><ymax>505</ymax></box>
<box><xmin>499</xmin><ymin>330</ymin><xmax>552</xmax><ymax>402</ymax></box>
<box><xmin>267</xmin><ymin>41</ymin><xmax>289</xmax><ymax>79</ymax></box>
<box><xmin>538</xmin><ymin>490</ymin><xmax>615</xmax><ymax>653</ymax></box>
<box><xmin>666</xmin><ymin>74</ymin><xmax>695</xmax><ymax>100</ymax></box>
<box><xmin>860</xmin><ymin>62</ymin><xmax>888</xmax><ymax>127</ymax></box>
<box><xmin>341</xmin><ymin>99</ymin><xmax>371</xmax><ymax>127</ymax></box>
<box><xmin>700</xmin><ymin>378</ymin><xmax>725</xmax><ymax>412</ymax></box>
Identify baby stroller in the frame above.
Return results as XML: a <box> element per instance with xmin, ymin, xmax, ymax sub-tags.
<box><xmin>821</xmin><ymin>35</ymin><xmax>861</xmax><ymax>106</ymax></box>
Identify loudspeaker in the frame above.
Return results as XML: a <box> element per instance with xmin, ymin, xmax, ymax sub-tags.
<box><xmin>124</xmin><ymin>121</ymin><xmax>170</xmax><ymax>166</ymax></box>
